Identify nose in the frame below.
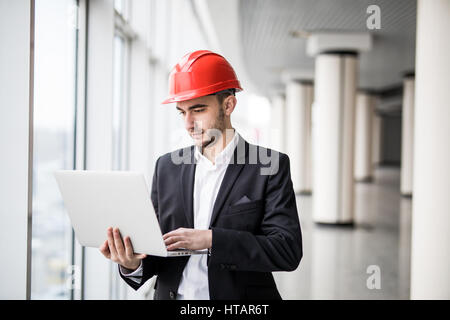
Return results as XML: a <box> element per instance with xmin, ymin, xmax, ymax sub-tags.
<box><xmin>184</xmin><ymin>112</ymin><xmax>195</xmax><ymax>132</ymax></box>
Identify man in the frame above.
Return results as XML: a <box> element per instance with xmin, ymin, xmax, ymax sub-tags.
<box><xmin>99</xmin><ymin>50</ymin><xmax>302</xmax><ymax>300</ymax></box>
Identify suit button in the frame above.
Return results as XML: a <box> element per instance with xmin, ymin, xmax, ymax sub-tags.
<box><xmin>169</xmin><ymin>291</ymin><xmax>176</xmax><ymax>299</ymax></box>
<box><xmin>220</xmin><ymin>264</ymin><xmax>225</xmax><ymax>270</ymax></box>
<box><xmin>230</xmin><ymin>265</ymin><xmax>237</xmax><ymax>270</ymax></box>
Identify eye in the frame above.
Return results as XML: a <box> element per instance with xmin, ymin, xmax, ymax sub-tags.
<box><xmin>178</xmin><ymin>111</ymin><xmax>185</xmax><ymax>116</ymax></box>
<box><xmin>194</xmin><ymin>108</ymin><xmax>205</xmax><ymax>113</ymax></box>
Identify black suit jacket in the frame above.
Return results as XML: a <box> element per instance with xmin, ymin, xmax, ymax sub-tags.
<box><xmin>120</xmin><ymin>136</ymin><xmax>303</xmax><ymax>300</ymax></box>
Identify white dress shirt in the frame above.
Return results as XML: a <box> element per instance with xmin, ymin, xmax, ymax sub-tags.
<box><xmin>121</xmin><ymin>130</ymin><xmax>239</xmax><ymax>300</ymax></box>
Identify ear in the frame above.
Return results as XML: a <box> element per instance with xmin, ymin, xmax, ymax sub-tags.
<box><xmin>223</xmin><ymin>95</ymin><xmax>237</xmax><ymax>116</ymax></box>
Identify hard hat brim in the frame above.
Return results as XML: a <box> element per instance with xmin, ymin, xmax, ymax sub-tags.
<box><xmin>161</xmin><ymin>81</ymin><xmax>243</xmax><ymax>104</ymax></box>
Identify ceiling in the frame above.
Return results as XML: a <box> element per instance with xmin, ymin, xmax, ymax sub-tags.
<box><xmin>238</xmin><ymin>0</ymin><xmax>417</xmax><ymax>96</ymax></box>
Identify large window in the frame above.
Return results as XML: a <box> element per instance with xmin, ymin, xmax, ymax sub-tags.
<box><xmin>114</xmin><ymin>0</ymin><xmax>129</xmax><ymax>21</ymax></box>
<box><xmin>110</xmin><ymin>1</ymin><xmax>133</xmax><ymax>299</ymax></box>
<box><xmin>31</xmin><ymin>0</ymin><xmax>79</xmax><ymax>299</ymax></box>
<box><xmin>112</xmin><ymin>0</ymin><xmax>132</xmax><ymax>172</ymax></box>
<box><xmin>112</xmin><ymin>33</ymin><xmax>129</xmax><ymax>171</ymax></box>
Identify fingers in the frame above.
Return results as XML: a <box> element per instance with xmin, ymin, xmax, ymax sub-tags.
<box><xmin>167</xmin><ymin>240</ymin><xmax>189</xmax><ymax>251</ymax></box>
<box><xmin>113</xmin><ymin>227</ymin><xmax>126</xmax><ymax>257</ymax></box>
<box><xmin>102</xmin><ymin>227</ymin><xmax>145</xmax><ymax>269</ymax></box>
<box><xmin>163</xmin><ymin>228</ymin><xmax>188</xmax><ymax>249</ymax></box>
<box><xmin>162</xmin><ymin>227</ymin><xmax>186</xmax><ymax>240</ymax></box>
<box><xmin>124</xmin><ymin>236</ymin><xmax>147</xmax><ymax>260</ymax></box>
<box><xmin>123</xmin><ymin>236</ymin><xmax>134</xmax><ymax>259</ymax></box>
<box><xmin>106</xmin><ymin>227</ymin><xmax>118</xmax><ymax>258</ymax></box>
<box><xmin>134</xmin><ymin>253</ymin><xmax>147</xmax><ymax>260</ymax></box>
<box><xmin>163</xmin><ymin>228</ymin><xmax>195</xmax><ymax>250</ymax></box>
<box><xmin>164</xmin><ymin>235</ymin><xmax>185</xmax><ymax>246</ymax></box>
<box><xmin>163</xmin><ymin>229</ymin><xmax>211</xmax><ymax>251</ymax></box>
<box><xmin>99</xmin><ymin>240</ymin><xmax>111</xmax><ymax>259</ymax></box>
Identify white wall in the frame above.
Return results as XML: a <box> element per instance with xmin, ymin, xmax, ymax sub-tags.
<box><xmin>411</xmin><ymin>0</ymin><xmax>450</xmax><ymax>299</ymax></box>
<box><xmin>149</xmin><ymin>0</ymin><xmax>211</xmax><ymax>164</ymax></box>
<box><xmin>128</xmin><ymin>0</ymin><xmax>153</xmax><ymax>184</ymax></box>
<box><xmin>0</xmin><ymin>0</ymin><xmax>33</xmax><ymax>299</ymax></box>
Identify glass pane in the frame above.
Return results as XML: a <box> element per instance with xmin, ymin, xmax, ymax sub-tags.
<box><xmin>112</xmin><ymin>34</ymin><xmax>126</xmax><ymax>171</ymax></box>
<box><xmin>31</xmin><ymin>0</ymin><xmax>78</xmax><ymax>299</ymax></box>
<box><xmin>114</xmin><ymin>0</ymin><xmax>128</xmax><ymax>19</ymax></box>
<box><xmin>111</xmin><ymin>33</ymin><xmax>128</xmax><ymax>300</ymax></box>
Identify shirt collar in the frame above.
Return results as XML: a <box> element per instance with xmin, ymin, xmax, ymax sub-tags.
<box><xmin>194</xmin><ymin>130</ymin><xmax>239</xmax><ymax>168</ymax></box>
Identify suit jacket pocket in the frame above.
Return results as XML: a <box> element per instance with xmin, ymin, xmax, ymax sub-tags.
<box><xmin>220</xmin><ymin>200</ymin><xmax>264</xmax><ymax>232</ymax></box>
<box><xmin>228</xmin><ymin>199</ymin><xmax>264</xmax><ymax>215</ymax></box>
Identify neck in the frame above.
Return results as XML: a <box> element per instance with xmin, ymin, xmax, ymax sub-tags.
<box><xmin>202</xmin><ymin>127</ymin><xmax>235</xmax><ymax>164</ymax></box>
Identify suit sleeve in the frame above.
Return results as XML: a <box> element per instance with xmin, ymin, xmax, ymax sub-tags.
<box><xmin>119</xmin><ymin>157</ymin><xmax>166</xmax><ymax>290</ymax></box>
<box><xmin>208</xmin><ymin>153</ymin><xmax>303</xmax><ymax>272</ymax></box>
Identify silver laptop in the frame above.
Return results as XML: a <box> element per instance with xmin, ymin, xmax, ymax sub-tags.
<box><xmin>54</xmin><ymin>170</ymin><xmax>207</xmax><ymax>257</ymax></box>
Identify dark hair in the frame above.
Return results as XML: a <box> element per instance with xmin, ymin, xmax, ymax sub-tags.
<box><xmin>213</xmin><ymin>89</ymin><xmax>236</xmax><ymax>105</ymax></box>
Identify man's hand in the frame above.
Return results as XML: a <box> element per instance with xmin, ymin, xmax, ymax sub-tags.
<box><xmin>163</xmin><ymin>228</ymin><xmax>212</xmax><ymax>251</ymax></box>
<box><xmin>99</xmin><ymin>227</ymin><xmax>146</xmax><ymax>271</ymax></box>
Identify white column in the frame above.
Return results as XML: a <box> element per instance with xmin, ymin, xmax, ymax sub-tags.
<box><xmin>313</xmin><ymin>53</ymin><xmax>357</xmax><ymax>224</ymax></box>
<box><xmin>286</xmin><ymin>80</ymin><xmax>313</xmax><ymax>194</ymax></box>
<box><xmin>83</xmin><ymin>0</ymin><xmax>115</xmax><ymax>300</ymax></box>
<box><xmin>400</xmin><ymin>74</ymin><xmax>415</xmax><ymax>196</ymax></box>
<box><xmin>270</xmin><ymin>94</ymin><xmax>286</xmax><ymax>153</ymax></box>
<box><xmin>122</xmin><ymin>0</ymin><xmax>154</xmax><ymax>300</ymax></box>
<box><xmin>411</xmin><ymin>0</ymin><xmax>450</xmax><ymax>299</ymax></box>
<box><xmin>0</xmin><ymin>0</ymin><xmax>33</xmax><ymax>299</ymax></box>
<box><xmin>354</xmin><ymin>91</ymin><xmax>374</xmax><ymax>182</ymax></box>
<box><xmin>399</xmin><ymin>198</ymin><xmax>412</xmax><ymax>299</ymax></box>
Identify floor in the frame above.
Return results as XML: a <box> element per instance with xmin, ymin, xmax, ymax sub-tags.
<box><xmin>274</xmin><ymin>167</ymin><xmax>412</xmax><ymax>299</ymax></box>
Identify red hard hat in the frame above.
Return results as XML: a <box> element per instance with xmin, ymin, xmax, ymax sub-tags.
<box><xmin>161</xmin><ymin>50</ymin><xmax>243</xmax><ymax>104</ymax></box>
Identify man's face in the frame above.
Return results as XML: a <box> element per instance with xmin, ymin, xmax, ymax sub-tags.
<box><xmin>176</xmin><ymin>95</ymin><xmax>226</xmax><ymax>148</ymax></box>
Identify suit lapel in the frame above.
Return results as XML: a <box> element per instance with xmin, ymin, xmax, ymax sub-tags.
<box><xmin>209</xmin><ymin>137</ymin><xmax>249</xmax><ymax>228</ymax></box>
<box><xmin>179</xmin><ymin>146</ymin><xmax>196</xmax><ymax>228</ymax></box>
